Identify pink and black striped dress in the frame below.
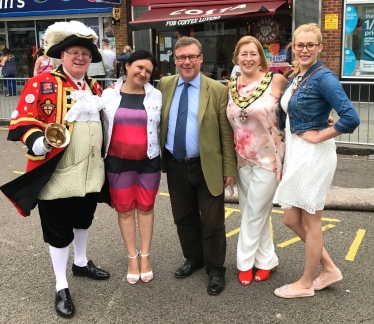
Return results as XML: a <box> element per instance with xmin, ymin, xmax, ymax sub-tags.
<box><xmin>105</xmin><ymin>93</ymin><xmax>161</xmax><ymax>212</ymax></box>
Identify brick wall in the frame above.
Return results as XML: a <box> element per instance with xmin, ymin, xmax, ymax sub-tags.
<box><xmin>113</xmin><ymin>1</ymin><xmax>129</xmax><ymax>56</ymax></box>
<box><xmin>321</xmin><ymin>0</ymin><xmax>343</xmax><ymax>76</ymax></box>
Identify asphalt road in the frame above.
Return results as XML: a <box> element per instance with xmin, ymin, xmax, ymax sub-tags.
<box><xmin>0</xmin><ymin>127</ymin><xmax>373</xmax><ymax>324</ymax></box>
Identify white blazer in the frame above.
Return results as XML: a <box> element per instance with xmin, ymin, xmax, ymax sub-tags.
<box><xmin>101</xmin><ymin>76</ymin><xmax>162</xmax><ymax>159</ymax></box>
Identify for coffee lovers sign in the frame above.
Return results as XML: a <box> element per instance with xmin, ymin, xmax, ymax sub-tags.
<box><xmin>253</xmin><ymin>18</ymin><xmax>279</xmax><ymax>43</ymax></box>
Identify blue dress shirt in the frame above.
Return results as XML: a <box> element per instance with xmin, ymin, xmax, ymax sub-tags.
<box><xmin>165</xmin><ymin>74</ymin><xmax>201</xmax><ymax>158</ymax></box>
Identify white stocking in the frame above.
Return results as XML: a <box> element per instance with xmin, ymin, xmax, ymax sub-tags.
<box><xmin>73</xmin><ymin>228</ymin><xmax>88</xmax><ymax>267</ymax></box>
<box><xmin>49</xmin><ymin>245</ymin><xmax>69</xmax><ymax>292</ymax></box>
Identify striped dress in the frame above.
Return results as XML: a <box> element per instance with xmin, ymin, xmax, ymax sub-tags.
<box><xmin>105</xmin><ymin>93</ymin><xmax>161</xmax><ymax>212</ymax></box>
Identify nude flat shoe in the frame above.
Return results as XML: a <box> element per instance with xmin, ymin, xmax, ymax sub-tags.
<box><xmin>274</xmin><ymin>284</ymin><xmax>315</xmax><ymax>299</ymax></box>
<box><xmin>314</xmin><ymin>269</ymin><xmax>343</xmax><ymax>291</ymax></box>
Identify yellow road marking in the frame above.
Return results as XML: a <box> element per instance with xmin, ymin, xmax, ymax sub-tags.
<box><xmin>272</xmin><ymin>209</ymin><xmax>284</xmax><ymax>214</ymax></box>
<box><xmin>226</xmin><ymin>228</ymin><xmax>240</xmax><ymax>237</ymax></box>
<box><xmin>277</xmin><ymin>224</ymin><xmax>336</xmax><ymax>248</ymax></box>
<box><xmin>225</xmin><ymin>207</ymin><xmax>240</xmax><ymax>218</ymax></box>
<box><xmin>13</xmin><ymin>171</ymin><xmax>25</xmax><ymax>175</ymax></box>
<box><xmin>159</xmin><ymin>192</ymin><xmax>169</xmax><ymax>196</ymax></box>
<box><xmin>345</xmin><ymin>229</ymin><xmax>366</xmax><ymax>261</ymax></box>
<box><xmin>321</xmin><ymin>217</ymin><xmax>341</xmax><ymax>222</ymax></box>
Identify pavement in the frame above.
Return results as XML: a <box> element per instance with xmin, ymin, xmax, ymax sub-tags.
<box><xmin>225</xmin><ymin>146</ymin><xmax>374</xmax><ymax>212</ymax></box>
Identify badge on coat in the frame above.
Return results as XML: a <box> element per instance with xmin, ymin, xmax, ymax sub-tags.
<box><xmin>10</xmin><ymin>110</ymin><xmax>19</xmax><ymax>119</ymax></box>
<box><xmin>40</xmin><ymin>98</ymin><xmax>56</xmax><ymax>116</ymax></box>
<box><xmin>40</xmin><ymin>82</ymin><xmax>55</xmax><ymax>95</ymax></box>
<box><xmin>25</xmin><ymin>94</ymin><xmax>35</xmax><ymax>103</ymax></box>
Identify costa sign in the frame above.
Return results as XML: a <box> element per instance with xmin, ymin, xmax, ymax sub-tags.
<box><xmin>254</xmin><ymin>18</ymin><xmax>279</xmax><ymax>43</ymax></box>
<box><xmin>169</xmin><ymin>4</ymin><xmax>246</xmax><ymax>17</ymax></box>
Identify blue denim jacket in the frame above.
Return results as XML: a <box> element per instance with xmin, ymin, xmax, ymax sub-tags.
<box><xmin>279</xmin><ymin>61</ymin><xmax>360</xmax><ymax>134</ymax></box>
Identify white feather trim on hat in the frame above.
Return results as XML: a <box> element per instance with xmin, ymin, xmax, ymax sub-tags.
<box><xmin>44</xmin><ymin>20</ymin><xmax>98</xmax><ymax>52</ymax></box>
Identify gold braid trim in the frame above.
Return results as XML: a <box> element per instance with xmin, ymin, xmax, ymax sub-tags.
<box><xmin>230</xmin><ymin>72</ymin><xmax>273</xmax><ymax>109</ymax></box>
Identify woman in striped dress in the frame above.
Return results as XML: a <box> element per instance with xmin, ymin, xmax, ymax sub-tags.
<box><xmin>101</xmin><ymin>50</ymin><xmax>162</xmax><ymax>284</ymax></box>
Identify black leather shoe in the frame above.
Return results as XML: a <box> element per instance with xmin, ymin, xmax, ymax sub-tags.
<box><xmin>72</xmin><ymin>260</ymin><xmax>110</xmax><ymax>280</ymax></box>
<box><xmin>207</xmin><ymin>276</ymin><xmax>225</xmax><ymax>295</ymax></box>
<box><xmin>174</xmin><ymin>262</ymin><xmax>203</xmax><ymax>278</ymax></box>
<box><xmin>55</xmin><ymin>288</ymin><xmax>75</xmax><ymax>318</ymax></box>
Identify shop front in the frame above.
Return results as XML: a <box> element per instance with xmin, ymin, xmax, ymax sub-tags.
<box><xmin>340</xmin><ymin>0</ymin><xmax>374</xmax><ymax>101</ymax></box>
<box><xmin>0</xmin><ymin>0</ymin><xmax>121</xmax><ymax>77</ymax></box>
<box><xmin>129</xmin><ymin>0</ymin><xmax>293</xmax><ymax>80</ymax></box>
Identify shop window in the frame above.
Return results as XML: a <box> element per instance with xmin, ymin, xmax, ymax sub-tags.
<box><xmin>7</xmin><ymin>21</ymin><xmax>36</xmax><ymax>77</ymax></box>
<box><xmin>37</xmin><ymin>20</ymin><xmax>65</xmax><ymax>47</ymax></box>
<box><xmin>343</xmin><ymin>1</ymin><xmax>374</xmax><ymax>78</ymax></box>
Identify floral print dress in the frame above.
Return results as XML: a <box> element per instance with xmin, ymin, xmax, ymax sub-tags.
<box><xmin>226</xmin><ymin>75</ymin><xmax>285</xmax><ymax>181</ymax></box>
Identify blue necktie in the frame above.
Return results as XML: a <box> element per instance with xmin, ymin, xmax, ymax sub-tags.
<box><xmin>173</xmin><ymin>82</ymin><xmax>191</xmax><ymax>162</ymax></box>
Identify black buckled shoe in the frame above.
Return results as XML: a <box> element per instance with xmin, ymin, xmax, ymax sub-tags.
<box><xmin>174</xmin><ymin>262</ymin><xmax>203</xmax><ymax>278</ymax></box>
<box><xmin>207</xmin><ymin>276</ymin><xmax>225</xmax><ymax>295</ymax></box>
<box><xmin>55</xmin><ymin>288</ymin><xmax>75</xmax><ymax>318</ymax></box>
<box><xmin>72</xmin><ymin>260</ymin><xmax>110</xmax><ymax>280</ymax></box>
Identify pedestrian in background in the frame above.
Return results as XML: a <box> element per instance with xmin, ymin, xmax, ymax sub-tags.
<box><xmin>87</xmin><ymin>46</ymin><xmax>110</xmax><ymax>88</ymax></box>
<box><xmin>116</xmin><ymin>45</ymin><xmax>132</xmax><ymax>77</ymax></box>
<box><xmin>226</xmin><ymin>36</ymin><xmax>287</xmax><ymax>287</ymax></box>
<box><xmin>101</xmin><ymin>38</ymin><xmax>116</xmax><ymax>85</ymax></box>
<box><xmin>157</xmin><ymin>36</ymin><xmax>237</xmax><ymax>296</ymax></box>
<box><xmin>0</xmin><ymin>48</ymin><xmax>17</xmax><ymax>96</ymax></box>
<box><xmin>273</xmin><ymin>23</ymin><xmax>360</xmax><ymax>299</ymax></box>
<box><xmin>32</xmin><ymin>46</ymin><xmax>55</xmax><ymax>76</ymax></box>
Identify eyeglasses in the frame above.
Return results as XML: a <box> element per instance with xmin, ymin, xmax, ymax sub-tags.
<box><xmin>64</xmin><ymin>50</ymin><xmax>92</xmax><ymax>60</ymax></box>
<box><xmin>175</xmin><ymin>54</ymin><xmax>202</xmax><ymax>62</ymax></box>
<box><xmin>293</xmin><ymin>43</ymin><xmax>320</xmax><ymax>51</ymax></box>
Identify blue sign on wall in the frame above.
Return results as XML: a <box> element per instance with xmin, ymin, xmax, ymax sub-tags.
<box><xmin>345</xmin><ymin>5</ymin><xmax>358</xmax><ymax>35</ymax></box>
<box><xmin>343</xmin><ymin>48</ymin><xmax>356</xmax><ymax>76</ymax></box>
<box><xmin>0</xmin><ymin>0</ymin><xmax>113</xmax><ymax>18</ymax></box>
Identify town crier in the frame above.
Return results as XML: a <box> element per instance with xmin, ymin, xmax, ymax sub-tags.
<box><xmin>0</xmin><ymin>20</ymin><xmax>110</xmax><ymax>319</ymax></box>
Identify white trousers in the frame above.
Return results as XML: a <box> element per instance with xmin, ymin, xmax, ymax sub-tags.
<box><xmin>236</xmin><ymin>163</ymin><xmax>279</xmax><ymax>271</ymax></box>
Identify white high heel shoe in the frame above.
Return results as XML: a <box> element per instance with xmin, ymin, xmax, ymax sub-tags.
<box><xmin>126</xmin><ymin>251</ymin><xmax>140</xmax><ymax>284</ymax></box>
<box><xmin>140</xmin><ymin>252</ymin><xmax>154</xmax><ymax>283</ymax></box>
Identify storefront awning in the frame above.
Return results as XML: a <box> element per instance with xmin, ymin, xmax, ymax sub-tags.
<box><xmin>129</xmin><ymin>1</ymin><xmax>286</xmax><ymax>31</ymax></box>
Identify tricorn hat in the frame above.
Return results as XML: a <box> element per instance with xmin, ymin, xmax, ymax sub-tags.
<box><xmin>44</xmin><ymin>20</ymin><xmax>101</xmax><ymax>63</ymax></box>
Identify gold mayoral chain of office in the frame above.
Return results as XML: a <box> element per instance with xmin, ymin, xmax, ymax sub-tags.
<box><xmin>230</xmin><ymin>72</ymin><xmax>273</xmax><ymax>123</ymax></box>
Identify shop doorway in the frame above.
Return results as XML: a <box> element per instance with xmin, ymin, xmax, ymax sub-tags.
<box><xmin>156</xmin><ymin>31</ymin><xmax>180</xmax><ymax>79</ymax></box>
<box><xmin>8</xmin><ymin>22</ymin><xmax>36</xmax><ymax>77</ymax></box>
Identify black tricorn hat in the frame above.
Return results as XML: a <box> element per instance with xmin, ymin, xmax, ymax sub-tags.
<box><xmin>44</xmin><ymin>21</ymin><xmax>102</xmax><ymax>63</ymax></box>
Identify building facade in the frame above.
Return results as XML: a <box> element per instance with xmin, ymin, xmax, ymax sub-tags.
<box><xmin>0</xmin><ymin>0</ymin><xmax>127</xmax><ymax>77</ymax></box>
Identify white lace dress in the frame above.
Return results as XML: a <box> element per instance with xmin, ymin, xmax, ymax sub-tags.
<box><xmin>272</xmin><ymin>85</ymin><xmax>337</xmax><ymax>214</ymax></box>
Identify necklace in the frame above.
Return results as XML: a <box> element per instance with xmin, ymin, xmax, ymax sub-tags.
<box><xmin>230</xmin><ymin>72</ymin><xmax>273</xmax><ymax>123</ymax></box>
<box><xmin>123</xmin><ymin>82</ymin><xmax>144</xmax><ymax>94</ymax></box>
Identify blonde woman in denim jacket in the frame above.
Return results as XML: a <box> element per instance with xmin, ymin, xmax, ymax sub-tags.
<box><xmin>273</xmin><ymin>23</ymin><xmax>360</xmax><ymax>299</ymax></box>
<box><xmin>101</xmin><ymin>49</ymin><xmax>162</xmax><ymax>285</ymax></box>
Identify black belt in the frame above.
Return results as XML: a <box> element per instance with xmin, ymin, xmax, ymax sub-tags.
<box><xmin>165</xmin><ymin>149</ymin><xmax>200</xmax><ymax>163</ymax></box>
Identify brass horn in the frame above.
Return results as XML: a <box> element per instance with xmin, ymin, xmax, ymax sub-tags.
<box><xmin>43</xmin><ymin>123</ymin><xmax>70</xmax><ymax>148</ymax></box>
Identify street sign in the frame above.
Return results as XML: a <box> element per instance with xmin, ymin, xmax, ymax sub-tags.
<box><xmin>112</xmin><ymin>8</ymin><xmax>121</xmax><ymax>26</ymax></box>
